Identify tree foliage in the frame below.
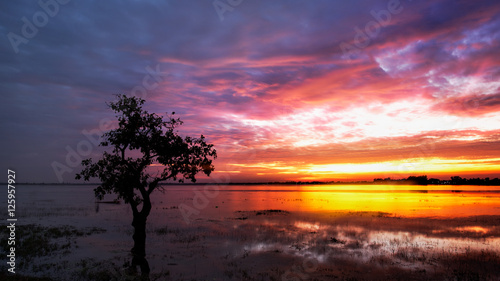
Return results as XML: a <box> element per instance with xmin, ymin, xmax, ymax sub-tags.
<box><xmin>76</xmin><ymin>94</ymin><xmax>217</xmax><ymax>208</ymax></box>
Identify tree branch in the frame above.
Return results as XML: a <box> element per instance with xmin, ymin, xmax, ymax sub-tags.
<box><xmin>130</xmin><ymin>200</ymin><xmax>139</xmax><ymax>216</ymax></box>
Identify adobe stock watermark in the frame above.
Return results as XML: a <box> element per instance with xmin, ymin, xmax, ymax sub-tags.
<box><xmin>178</xmin><ymin>164</ymin><xmax>240</xmax><ymax>224</ymax></box>
<box><xmin>339</xmin><ymin>0</ymin><xmax>410</xmax><ymax>59</ymax></box>
<box><xmin>6</xmin><ymin>169</ymin><xmax>17</xmax><ymax>274</ymax></box>
<box><xmin>282</xmin><ymin>256</ymin><xmax>319</xmax><ymax>281</ymax></box>
<box><xmin>213</xmin><ymin>0</ymin><xmax>245</xmax><ymax>21</ymax></box>
<box><xmin>7</xmin><ymin>0</ymin><xmax>72</xmax><ymax>54</ymax></box>
<box><xmin>51</xmin><ymin>118</ymin><xmax>113</xmax><ymax>183</ymax></box>
<box><xmin>178</xmin><ymin>175</ymin><xmax>227</xmax><ymax>224</ymax></box>
<box><xmin>179</xmin><ymin>147</ymin><xmax>258</xmax><ymax>224</ymax></box>
<box><xmin>397</xmin><ymin>138</ymin><xmax>436</xmax><ymax>175</ymax></box>
<box><xmin>397</xmin><ymin>96</ymin><xmax>481</xmax><ymax>175</ymax></box>
<box><xmin>51</xmin><ymin>64</ymin><xmax>169</xmax><ymax>182</ymax></box>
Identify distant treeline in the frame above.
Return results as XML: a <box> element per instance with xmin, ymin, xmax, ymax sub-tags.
<box><xmin>373</xmin><ymin>176</ymin><xmax>500</xmax><ymax>186</ymax></box>
<box><xmin>274</xmin><ymin>175</ymin><xmax>500</xmax><ymax>186</ymax></box>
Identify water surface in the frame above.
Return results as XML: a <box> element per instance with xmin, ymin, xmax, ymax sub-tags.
<box><xmin>2</xmin><ymin>184</ymin><xmax>499</xmax><ymax>280</ymax></box>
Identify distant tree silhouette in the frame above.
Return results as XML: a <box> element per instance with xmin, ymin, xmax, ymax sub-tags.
<box><xmin>406</xmin><ymin>175</ymin><xmax>428</xmax><ymax>185</ymax></box>
<box><xmin>450</xmin><ymin>176</ymin><xmax>465</xmax><ymax>185</ymax></box>
<box><xmin>428</xmin><ymin>178</ymin><xmax>441</xmax><ymax>185</ymax></box>
<box><xmin>372</xmin><ymin>175</ymin><xmax>499</xmax><ymax>186</ymax></box>
<box><xmin>76</xmin><ymin>95</ymin><xmax>216</xmax><ymax>278</ymax></box>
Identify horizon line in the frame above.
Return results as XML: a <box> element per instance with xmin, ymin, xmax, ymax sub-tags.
<box><xmin>5</xmin><ymin>175</ymin><xmax>500</xmax><ymax>186</ymax></box>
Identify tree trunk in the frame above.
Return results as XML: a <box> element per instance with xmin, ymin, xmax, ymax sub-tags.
<box><xmin>130</xmin><ymin>202</ymin><xmax>151</xmax><ymax>278</ymax></box>
<box><xmin>132</xmin><ymin>213</ymin><xmax>148</xmax><ymax>258</ymax></box>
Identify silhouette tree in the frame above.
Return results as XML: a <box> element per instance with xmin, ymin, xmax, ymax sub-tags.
<box><xmin>76</xmin><ymin>95</ymin><xmax>216</xmax><ymax>278</ymax></box>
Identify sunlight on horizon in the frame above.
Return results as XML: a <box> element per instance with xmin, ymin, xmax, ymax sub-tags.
<box><xmin>227</xmin><ymin>157</ymin><xmax>500</xmax><ymax>181</ymax></box>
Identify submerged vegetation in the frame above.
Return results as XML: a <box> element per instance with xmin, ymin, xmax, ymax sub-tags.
<box><xmin>0</xmin><ymin>224</ymin><xmax>105</xmax><ymax>261</ymax></box>
<box><xmin>0</xmin><ymin>224</ymin><xmax>105</xmax><ymax>278</ymax></box>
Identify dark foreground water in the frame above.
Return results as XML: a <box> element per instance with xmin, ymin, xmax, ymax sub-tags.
<box><xmin>1</xmin><ymin>184</ymin><xmax>500</xmax><ymax>280</ymax></box>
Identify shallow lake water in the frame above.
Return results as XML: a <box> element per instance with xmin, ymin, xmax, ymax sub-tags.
<box><xmin>2</xmin><ymin>184</ymin><xmax>500</xmax><ymax>280</ymax></box>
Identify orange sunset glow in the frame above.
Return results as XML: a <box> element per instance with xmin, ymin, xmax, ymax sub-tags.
<box><xmin>150</xmin><ymin>2</ymin><xmax>500</xmax><ymax>183</ymax></box>
<box><xmin>2</xmin><ymin>0</ymin><xmax>500</xmax><ymax>184</ymax></box>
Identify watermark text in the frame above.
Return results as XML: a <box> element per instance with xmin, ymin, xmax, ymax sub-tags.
<box><xmin>6</xmin><ymin>169</ymin><xmax>17</xmax><ymax>274</ymax></box>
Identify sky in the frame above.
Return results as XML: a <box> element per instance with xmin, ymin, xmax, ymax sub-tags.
<box><xmin>1</xmin><ymin>0</ymin><xmax>500</xmax><ymax>183</ymax></box>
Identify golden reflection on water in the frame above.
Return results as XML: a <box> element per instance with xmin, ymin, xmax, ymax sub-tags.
<box><xmin>211</xmin><ymin>185</ymin><xmax>500</xmax><ymax>218</ymax></box>
<box><xmin>162</xmin><ymin>184</ymin><xmax>500</xmax><ymax>269</ymax></box>
<box><xmin>295</xmin><ymin>190</ymin><xmax>500</xmax><ymax>217</ymax></box>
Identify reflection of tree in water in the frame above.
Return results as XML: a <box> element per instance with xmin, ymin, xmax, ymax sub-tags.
<box><xmin>76</xmin><ymin>95</ymin><xmax>217</xmax><ymax>278</ymax></box>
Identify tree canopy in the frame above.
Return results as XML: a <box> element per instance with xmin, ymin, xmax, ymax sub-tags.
<box><xmin>76</xmin><ymin>95</ymin><xmax>217</xmax><ymax>207</ymax></box>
